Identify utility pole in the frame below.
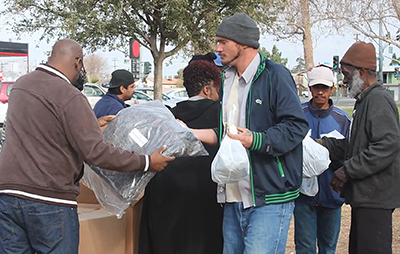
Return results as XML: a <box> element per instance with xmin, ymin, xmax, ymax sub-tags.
<box><xmin>378</xmin><ymin>17</ymin><xmax>384</xmax><ymax>82</ymax></box>
<box><xmin>112</xmin><ymin>58</ymin><xmax>118</xmax><ymax>70</ymax></box>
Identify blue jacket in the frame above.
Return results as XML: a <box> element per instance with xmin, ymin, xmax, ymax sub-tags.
<box><xmin>298</xmin><ymin>99</ymin><xmax>351</xmax><ymax>208</ymax></box>
<box><xmin>93</xmin><ymin>93</ymin><xmax>127</xmax><ymax>118</ymax></box>
<box><xmin>216</xmin><ymin>54</ymin><xmax>309</xmax><ymax>206</ymax></box>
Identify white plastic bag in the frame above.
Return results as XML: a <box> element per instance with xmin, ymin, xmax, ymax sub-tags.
<box><xmin>211</xmin><ymin>125</ymin><xmax>249</xmax><ymax>184</ymax></box>
<box><xmin>302</xmin><ymin>133</ymin><xmax>331</xmax><ymax>178</ymax></box>
<box><xmin>300</xmin><ymin>130</ymin><xmax>331</xmax><ymax>197</ymax></box>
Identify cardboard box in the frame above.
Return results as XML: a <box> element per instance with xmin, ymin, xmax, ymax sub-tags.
<box><xmin>77</xmin><ymin>183</ymin><xmax>143</xmax><ymax>254</ymax></box>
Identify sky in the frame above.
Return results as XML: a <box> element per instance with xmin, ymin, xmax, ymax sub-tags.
<box><xmin>0</xmin><ymin>12</ymin><xmax>399</xmax><ymax>80</ymax></box>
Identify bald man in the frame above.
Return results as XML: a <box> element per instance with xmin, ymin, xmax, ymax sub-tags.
<box><xmin>0</xmin><ymin>39</ymin><xmax>174</xmax><ymax>254</ymax></box>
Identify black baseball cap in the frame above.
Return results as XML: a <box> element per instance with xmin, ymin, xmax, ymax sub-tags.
<box><xmin>103</xmin><ymin>69</ymin><xmax>135</xmax><ymax>89</ymax></box>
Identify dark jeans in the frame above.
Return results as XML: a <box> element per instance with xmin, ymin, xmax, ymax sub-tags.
<box><xmin>349</xmin><ymin>207</ymin><xmax>393</xmax><ymax>254</ymax></box>
<box><xmin>294</xmin><ymin>202</ymin><xmax>341</xmax><ymax>254</ymax></box>
<box><xmin>0</xmin><ymin>195</ymin><xmax>79</xmax><ymax>254</ymax></box>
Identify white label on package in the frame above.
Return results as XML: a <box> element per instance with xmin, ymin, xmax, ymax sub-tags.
<box><xmin>129</xmin><ymin>128</ymin><xmax>148</xmax><ymax>147</ymax></box>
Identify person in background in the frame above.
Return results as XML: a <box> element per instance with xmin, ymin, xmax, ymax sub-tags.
<box><xmin>294</xmin><ymin>66</ymin><xmax>351</xmax><ymax>254</ymax></box>
<box><xmin>0</xmin><ymin>39</ymin><xmax>174</xmax><ymax>254</ymax></box>
<box><xmin>93</xmin><ymin>69</ymin><xmax>135</xmax><ymax>118</ymax></box>
<box><xmin>192</xmin><ymin>13</ymin><xmax>309</xmax><ymax>254</ymax></box>
<box><xmin>139</xmin><ymin>59</ymin><xmax>223</xmax><ymax>254</ymax></box>
<box><xmin>319</xmin><ymin>41</ymin><xmax>400</xmax><ymax>254</ymax></box>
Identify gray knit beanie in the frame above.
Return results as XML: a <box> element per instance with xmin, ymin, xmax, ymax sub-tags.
<box><xmin>216</xmin><ymin>13</ymin><xmax>260</xmax><ymax>49</ymax></box>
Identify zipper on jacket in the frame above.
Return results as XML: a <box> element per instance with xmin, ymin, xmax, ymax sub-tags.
<box><xmin>218</xmin><ymin>73</ymin><xmax>225</xmax><ymax>143</ymax></box>
<box><xmin>246</xmin><ymin>53</ymin><xmax>267</xmax><ymax>206</ymax></box>
<box><xmin>276</xmin><ymin>157</ymin><xmax>285</xmax><ymax>177</ymax></box>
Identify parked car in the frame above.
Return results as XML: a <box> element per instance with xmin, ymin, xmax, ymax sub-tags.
<box><xmin>83</xmin><ymin>83</ymin><xmax>155</xmax><ymax>108</ymax></box>
<box><xmin>82</xmin><ymin>83</ymin><xmax>106</xmax><ymax>108</ymax></box>
<box><xmin>0</xmin><ymin>81</ymin><xmax>14</xmax><ymax>127</ymax></box>
<box><xmin>126</xmin><ymin>91</ymin><xmax>153</xmax><ymax>106</ymax></box>
<box><xmin>0</xmin><ymin>81</ymin><xmax>14</xmax><ymax>104</ymax></box>
<box><xmin>0</xmin><ymin>102</ymin><xmax>8</xmax><ymax>127</ymax></box>
<box><xmin>135</xmin><ymin>87</ymin><xmax>182</xmax><ymax>108</ymax></box>
<box><xmin>165</xmin><ymin>88</ymin><xmax>188</xmax><ymax>100</ymax></box>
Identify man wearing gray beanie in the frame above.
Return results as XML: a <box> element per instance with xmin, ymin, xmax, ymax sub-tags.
<box><xmin>191</xmin><ymin>12</ymin><xmax>309</xmax><ymax>254</ymax></box>
<box><xmin>216</xmin><ymin>13</ymin><xmax>260</xmax><ymax>49</ymax></box>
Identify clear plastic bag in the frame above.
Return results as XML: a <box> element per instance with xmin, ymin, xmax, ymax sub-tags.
<box><xmin>82</xmin><ymin>101</ymin><xmax>208</xmax><ymax>218</ymax></box>
<box><xmin>300</xmin><ymin>176</ymin><xmax>319</xmax><ymax>196</ymax></box>
<box><xmin>211</xmin><ymin>125</ymin><xmax>249</xmax><ymax>184</ymax></box>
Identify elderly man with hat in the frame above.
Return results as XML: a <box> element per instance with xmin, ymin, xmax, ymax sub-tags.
<box><xmin>294</xmin><ymin>66</ymin><xmax>351</xmax><ymax>254</ymax></box>
<box><xmin>192</xmin><ymin>13</ymin><xmax>309</xmax><ymax>253</ymax></box>
<box><xmin>93</xmin><ymin>69</ymin><xmax>135</xmax><ymax>118</ymax></box>
<box><xmin>319</xmin><ymin>41</ymin><xmax>400</xmax><ymax>254</ymax></box>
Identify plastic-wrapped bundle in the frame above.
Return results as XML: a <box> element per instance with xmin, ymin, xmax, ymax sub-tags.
<box><xmin>82</xmin><ymin>101</ymin><xmax>208</xmax><ymax>218</ymax></box>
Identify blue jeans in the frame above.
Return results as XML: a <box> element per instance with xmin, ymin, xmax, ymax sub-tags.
<box><xmin>294</xmin><ymin>201</ymin><xmax>341</xmax><ymax>254</ymax></box>
<box><xmin>223</xmin><ymin>201</ymin><xmax>294</xmax><ymax>254</ymax></box>
<box><xmin>0</xmin><ymin>195</ymin><xmax>79</xmax><ymax>254</ymax></box>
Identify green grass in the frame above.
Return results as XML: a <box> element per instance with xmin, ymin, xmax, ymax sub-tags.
<box><xmin>338</xmin><ymin>106</ymin><xmax>354</xmax><ymax>117</ymax></box>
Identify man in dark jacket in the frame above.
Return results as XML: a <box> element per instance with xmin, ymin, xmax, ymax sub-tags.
<box><xmin>94</xmin><ymin>69</ymin><xmax>135</xmax><ymax>118</ymax></box>
<box><xmin>193</xmin><ymin>13</ymin><xmax>309</xmax><ymax>254</ymax></box>
<box><xmin>320</xmin><ymin>41</ymin><xmax>400</xmax><ymax>254</ymax></box>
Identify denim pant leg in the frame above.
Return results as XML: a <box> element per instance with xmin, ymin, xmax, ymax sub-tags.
<box><xmin>317</xmin><ymin>206</ymin><xmax>341</xmax><ymax>254</ymax></box>
<box><xmin>20</xmin><ymin>199</ymin><xmax>80</xmax><ymax>254</ymax></box>
<box><xmin>223</xmin><ymin>203</ymin><xmax>245</xmax><ymax>254</ymax></box>
<box><xmin>244</xmin><ymin>201</ymin><xmax>294</xmax><ymax>254</ymax></box>
<box><xmin>0</xmin><ymin>195</ymin><xmax>34</xmax><ymax>254</ymax></box>
<box><xmin>223</xmin><ymin>202</ymin><xmax>294</xmax><ymax>254</ymax></box>
<box><xmin>294</xmin><ymin>202</ymin><xmax>317</xmax><ymax>254</ymax></box>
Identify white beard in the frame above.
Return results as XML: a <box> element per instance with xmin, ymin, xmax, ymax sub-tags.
<box><xmin>348</xmin><ymin>70</ymin><xmax>364</xmax><ymax>98</ymax></box>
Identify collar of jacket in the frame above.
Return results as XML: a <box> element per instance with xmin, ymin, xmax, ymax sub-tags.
<box><xmin>356</xmin><ymin>82</ymin><xmax>383</xmax><ymax>101</ymax></box>
<box><xmin>307</xmin><ymin>99</ymin><xmax>333</xmax><ymax>118</ymax></box>
<box><xmin>105</xmin><ymin>92</ymin><xmax>126</xmax><ymax>107</ymax></box>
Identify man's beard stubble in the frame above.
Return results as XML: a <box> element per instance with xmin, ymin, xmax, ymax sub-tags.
<box><xmin>348</xmin><ymin>70</ymin><xmax>364</xmax><ymax>98</ymax></box>
<box><xmin>221</xmin><ymin>45</ymin><xmax>242</xmax><ymax>67</ymax></box>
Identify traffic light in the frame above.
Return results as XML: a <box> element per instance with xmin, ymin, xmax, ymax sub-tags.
<box><xmin>333</xmin><ymin>55</ymin><xmax>339</xmax><ymax>71</ymax></box>
<box><xmin>143</xmin><ymin>62</ymin><xmax>152</xmax><ymax>75</ymax></box>
<box><xmin>395</xmin><ymin>67</ymin><xmax>399</xmax><ymax>79</ymax></box>
<box><xmin>129</xmin><ymin>38</ymin><xmax>140</xmax><ymax>59</ymax></box>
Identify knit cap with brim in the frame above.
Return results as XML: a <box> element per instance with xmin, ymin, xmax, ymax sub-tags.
<box><xmin>216</xmin><ymin>13</ymin><xmax>260</xmax><ymax>49</ymax></box>
<box><xmin>340</xmin><ymin>41</ymin><xmax>377</xmax><ymax>71</ymax></box>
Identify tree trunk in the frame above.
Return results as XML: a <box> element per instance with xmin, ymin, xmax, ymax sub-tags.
<box><xmin>300</xmin><ymin>0</ymin><xmax>314</xmax><ymax>70</ymax></box>
<box><xmin>393</xmin><ymin>0</ymin><xmax>400</xmax><ymax>21</ymax></box>
<box><xmin>153</xmin><ymin>56</ymin><xmax>164</xmax><ymax>101</ymax></box>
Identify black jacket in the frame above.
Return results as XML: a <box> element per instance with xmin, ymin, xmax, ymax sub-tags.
<box><xmin>323</xmin><ymin>83</ymin><xmax>400</xmax><ymax>209</ymax></box>
<box><xmin>139</xmin><ymin>98</ymin><xmax>223</xmax><ymax>254</ymax></box>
